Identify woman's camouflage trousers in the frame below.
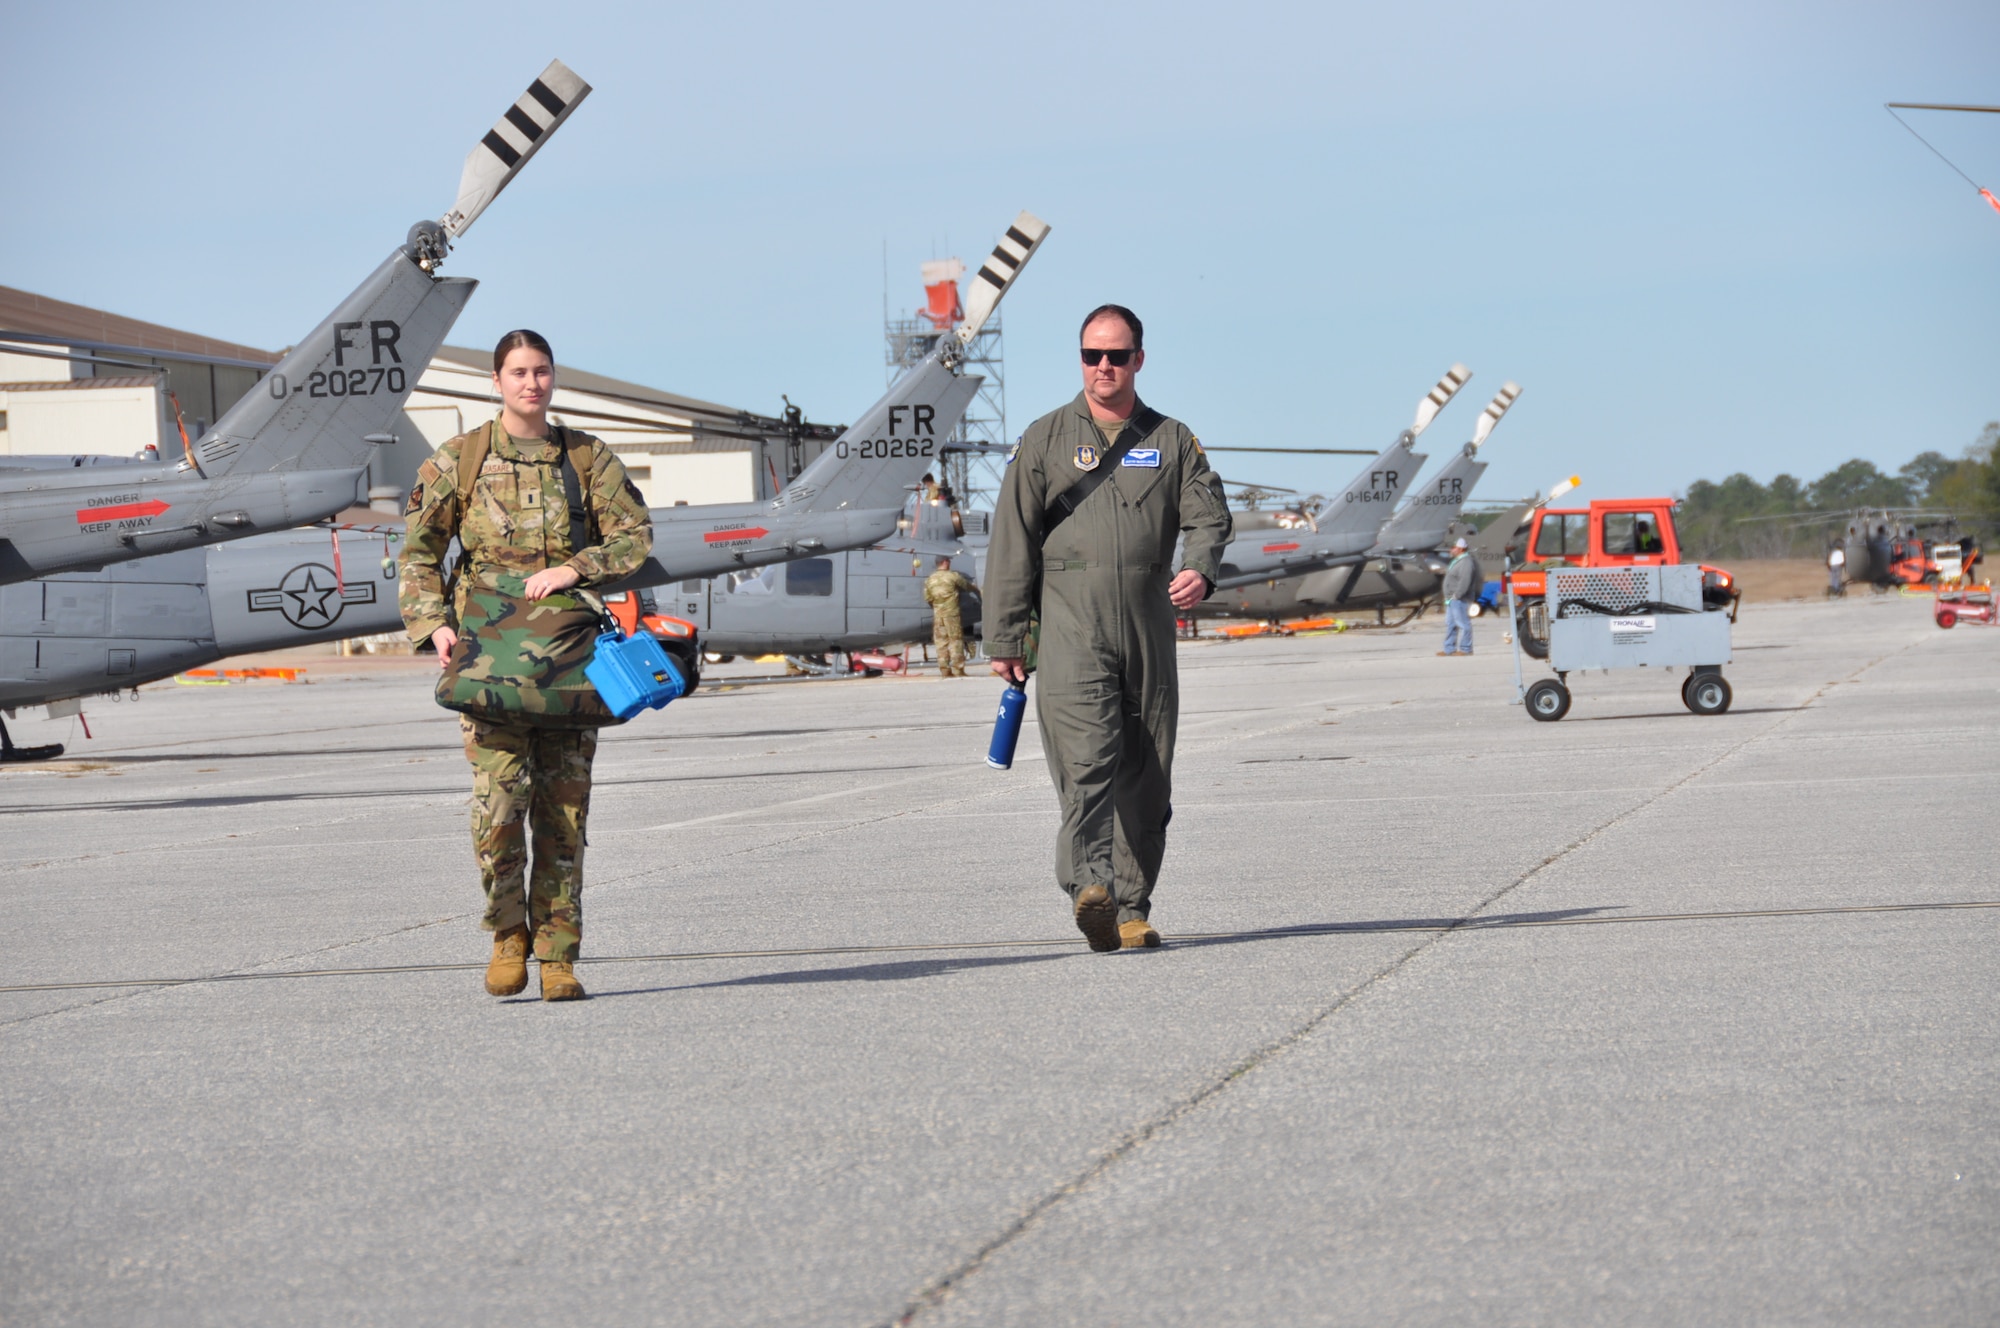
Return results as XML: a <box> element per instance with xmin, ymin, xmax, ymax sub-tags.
<box><xmin>460</xmin><ymin>716</ymin><xmax>597</xmax><ymax>962</ymax></box>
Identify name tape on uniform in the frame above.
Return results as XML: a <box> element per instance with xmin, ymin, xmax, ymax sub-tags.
<box><xmin>1121</xmin><ymin>448</ymin><xmax>1161</xmax><ymax>468</ymax></box>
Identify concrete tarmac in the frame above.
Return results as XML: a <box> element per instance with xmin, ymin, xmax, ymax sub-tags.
<box><xmin>1</xmin><ymin>594</ymin><xmax>1994</xmax><ymax>1325</ymax></box>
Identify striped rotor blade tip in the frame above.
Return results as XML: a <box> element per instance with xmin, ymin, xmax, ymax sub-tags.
<box><xmin>1983</xmin><ymin>188</ymin><xmax>2000</xmax><ymax>216</ymax></box>
<box><xmin>1471</xmin><ymin>381</ymin><xmax>1523</xmax><ymax>448</ymax></box>
<box><xmin>444</xmin><ymin>59</ymin><xmax>592</xmax><ymax>238</ymax></box>
<box><xmin>959</xmin><ymin>211</ymin><xmax>1051</xmax><ymax>343</ymax></box>
<box><xmin>1411</xmin><ymin>363</ymin><xmax>1473</xmax><ymax>435</ymax></box>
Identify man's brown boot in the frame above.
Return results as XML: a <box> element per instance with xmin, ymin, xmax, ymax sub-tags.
<box><xmin>1119</xmin><ymin>918</ymin><xmax>1161</xmax><ymax>950</ymax></box>
<box><xmin>1074</xmin><ymin>884</ymin><xmax>1121</xmax><ymax>953</ymax></box>
<box><xmin>484</xmin><ymin>927</ymin><xmax>530</xmax><ymax>996</ymax></box>
<box><xmin>540</xmin><ymin>959</ymin><xmax>586</xmax><ymax>1002</ymax></box>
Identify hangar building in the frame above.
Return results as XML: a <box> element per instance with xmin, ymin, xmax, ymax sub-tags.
<box><xmin>0</xmin><ymin>285</ymin><xmax>839</xmax><ymax>512</ymax></box>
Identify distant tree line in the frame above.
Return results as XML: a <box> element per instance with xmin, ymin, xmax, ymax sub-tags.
<box><xmin>1676</xmin><ymin>422</ymin><xmax>2000</xmax><ymax>561</ymax></box>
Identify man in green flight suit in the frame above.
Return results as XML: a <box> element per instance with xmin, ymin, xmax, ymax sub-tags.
<box><xmin>984</xmin><ymin>305</ymin><xmax>1233</xmax><ymax>951</ymax></box>
<box><xmin>400</xmin><ymin>330</ymin><xmax>654</xmax><ymax>1001</ymax></box>
<box><xmin>924</xmin><ymin>555</ymin><xmax>974</xmax><ymax>676</ymax></box>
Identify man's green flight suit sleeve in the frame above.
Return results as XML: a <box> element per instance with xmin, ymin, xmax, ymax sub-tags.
<box><xmin>1175</xmin><ymin>430</ymin><xmax>1232</xmax><ymax>589</ymax></box>
<box><xmin>981</xmin><ymin>425</ymin><xmax>1054</xmax><ymax>661</ymax></box>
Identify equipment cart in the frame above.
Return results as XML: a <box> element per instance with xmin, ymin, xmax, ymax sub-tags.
<box><xmin>1508</xmin><ymin>564</ymin><xmax>1733</xmax><ymax>722</ymax></box>
<box><xmin>1934</xmin><ymin>583</ymin><xmax>1996</xmax><ymax>628</ymax></box>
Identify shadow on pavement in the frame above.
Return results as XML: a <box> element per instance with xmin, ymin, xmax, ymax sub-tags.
<box><xmin>1166</xmin><ymin>905</ymin><xmax>1620</xmax><ymax>952</ymax></box>
<box><xmin>586</xmin><ymin>951</ymin><xmax>1071</xmax><ymax>1000</ymax></box>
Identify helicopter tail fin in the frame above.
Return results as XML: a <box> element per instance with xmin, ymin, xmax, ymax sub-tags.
<box><xmin>192</xmin><ymin>255</ymin><xmax>475</xmax><ymax>480</ymax></box>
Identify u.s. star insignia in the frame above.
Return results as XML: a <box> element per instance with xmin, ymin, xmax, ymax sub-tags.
<box><xmin>1074</xmin><ymin>443</ymin><xmax>1101</xmax><ymax>471</ymax></box>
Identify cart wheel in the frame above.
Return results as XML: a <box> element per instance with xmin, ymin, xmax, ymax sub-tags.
<box><xmin>1683</xmin><ymin>673</ymin><xmax>1732</xmax><ymax>716</ymax></box>
<box><xmin>1936</xmin><ymin>609</ymin><xmax>1957</xmax><ymax>629</ymax></box>
<box><xmin>1516</xmin><ymin>602</ymin><xmax>1549</xmax><ymax>660</ymax></box>
<box><xmin>1524</xmin><ymin>678</ymin><xmax>1570</xmax><ymax>722</ymax></box>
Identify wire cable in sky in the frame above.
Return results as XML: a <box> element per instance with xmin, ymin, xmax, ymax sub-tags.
<box><xmin>1884</xmin><ymin>102</ymin><xmax>2000</xmax><ymax>216</ymax></box>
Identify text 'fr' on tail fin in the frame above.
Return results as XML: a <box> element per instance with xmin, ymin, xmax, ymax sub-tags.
<box><xmin>443</xmin><ymin>59</ymin><xmax>591</xmax><ymax>239</ymax></box>
<box><xmin>958</xmin><ymin>212</ymin><xmax>1050</xmax><ymax>344</ymax></box>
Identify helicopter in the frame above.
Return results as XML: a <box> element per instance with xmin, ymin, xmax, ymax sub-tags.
<box><xmin>0</xmin><ymin>60</ymin><xmax>592</xmax><ymax>588</ymax></box>
<box><xmin>1204</xmin><ymin>365</ymin><xmax>1474</xmax><ymax>591</ymax></box>
<box><xmin>0</xmin><ymin>209</ymin><xmax>1050</xmax><ymax>759</ymax></box>
<box><xmin>1198</xmin><ymin>378</ymin><xmax>1522</xmax><ymax>608</ymax></box>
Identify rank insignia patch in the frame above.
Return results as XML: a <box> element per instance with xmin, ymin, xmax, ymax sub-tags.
<box><xmin>1074</xmin><ymin>443</ymin><xmax>1101</xmax><ymax>471</ymax></box>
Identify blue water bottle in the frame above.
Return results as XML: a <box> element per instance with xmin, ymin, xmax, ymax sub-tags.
<box><xmin>986</xmin><ymin>683</ymin><xmax>1027</xmax><ymax>770</ymax></box>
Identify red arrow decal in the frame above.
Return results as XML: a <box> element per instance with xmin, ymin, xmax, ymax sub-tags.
<box><xmin>1262</xmin><ymin>542</ymin><xmax>1300</xmax><ymax>554</ymax></box>
<box><xmin>77</xmin><ymin>499</ymin><xmax>172</xmax><ymax>524</ymax></box>
<box><xmin>703</xmin><ymin>527</ymin><xmax>769</xmax><ymax>544</ymax></box>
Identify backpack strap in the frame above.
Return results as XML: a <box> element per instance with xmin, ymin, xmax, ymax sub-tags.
<box><xmin>1040</xmin><ymin>406</ymin><xmax>1159</xmax><ymax>540</ymax></box>
<box><xmin>441</xmin><ymin>420</ymin><xmax>498</xmax><ymax>603</ymax></box>
<box><xmin>456</xmin><ymin>418</ymin><xmax>496</xmax><ymax>504</ymax></box>
<box><xmin>556</xmin><ymin>425</ymin><xmax>599</xmax><ymax>557</ymax></box>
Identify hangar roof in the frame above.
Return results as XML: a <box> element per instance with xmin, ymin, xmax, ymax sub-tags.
<box><xmin>0</xmin><ymin>285</ymin><xmax>280</xmax><ymax>366</ymax></box>
<box><xmin>430</xmin><ymin>344</ymin><xmax>749</xmax><ymax>425</ymax></box>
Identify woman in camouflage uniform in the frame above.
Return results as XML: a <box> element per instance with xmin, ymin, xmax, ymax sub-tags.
<box><xmin>400</xmin><ymin>330</ymin><xmax>654</xmax><ymax>1001</ymax></box>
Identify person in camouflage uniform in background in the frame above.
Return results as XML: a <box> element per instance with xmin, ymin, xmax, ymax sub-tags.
<box><xmin>923</xmin><ymin>556</ymin><xmax>974</xmax><ymax>677</ymax></box>
<box><xmin>400</xmin><ymin>330</ymin><xmax>654</xmax><ymax>1002</ymax></box>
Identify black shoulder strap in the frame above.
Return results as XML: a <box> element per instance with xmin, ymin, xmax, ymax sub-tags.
<box><xmin>1040</xmin><ymin>409</ymin><xmax>1158</xmax><ymax>540</ymax></box>
<box><xmin>556</xmin><ymin>426</ymin><xmax>597</xmax><ymax>554</ymax></box>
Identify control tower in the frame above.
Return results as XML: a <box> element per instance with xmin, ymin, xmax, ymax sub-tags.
<box><xmin>885</xmin><ymin>256</ymin><xmax>1006</xmax><ymax>506</ymax></box>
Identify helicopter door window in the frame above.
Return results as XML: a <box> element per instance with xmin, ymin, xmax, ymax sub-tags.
<box><xmin>785</xmin><ymin>558</ymin><xmax>834</xmax><ymax>597</ymax></box>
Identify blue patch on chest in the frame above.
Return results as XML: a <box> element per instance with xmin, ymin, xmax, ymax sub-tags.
<box><xmin>1121</xmin><ymin>448</ymin><xmax>1161</xmax><ymax>468</ymax></box>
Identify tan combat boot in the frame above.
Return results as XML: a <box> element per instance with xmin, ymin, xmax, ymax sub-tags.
<box><xmin>1119</xmin><ymin>918</ymin><xmax>1161</xmax><ymax>950</ymax></box>
<box><xmin>484</xmin><ymin>926</ymin><xmax>530</xmax><ymax>996</ymax></box>
<box><xmin>1074</xmin><ymin>884</ymin><xmax>1121</xmax><ymax>953</ymax></box>
<box><xmin>540</xmin><ymin>959</ymin><xmax>586</xmax><ymax>1002</ymax></box>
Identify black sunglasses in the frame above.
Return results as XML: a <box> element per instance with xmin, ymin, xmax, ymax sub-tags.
<box><xmin>1079</xmin><ymin>347</ymin><xmax>1137</xmax><ymax>367</ymax></box>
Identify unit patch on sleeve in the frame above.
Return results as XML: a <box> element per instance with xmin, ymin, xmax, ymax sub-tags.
<box><xmin>1120</xmin><ymin>448</ymin><xmax>1161</xmax><ymax>468</ymax></box>
<box><xmin>404</xmin><ymin>481</ymin><xmax>424</xmax><ymax>515</ymax></box>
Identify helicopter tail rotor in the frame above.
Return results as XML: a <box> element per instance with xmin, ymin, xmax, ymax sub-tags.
<box><xmin>958</xmin><ymin>212</ymin><xmax>1051</xmax><ymax>346</ymax></box>
<box><xmin>1411</xmin><ymin>364</ymin><xmax>1473</xmax><ymax>438</ymax></box>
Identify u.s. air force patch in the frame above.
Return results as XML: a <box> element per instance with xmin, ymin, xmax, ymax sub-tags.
<box><xmin>404</xmin><ymin>482</ymin><xmax>424</xmax><ymax>515</ymax></box>
<box><xmin>1074</xmin><ymin>443</ymin><xmax>1101</xmax><ymax>471</ymax></box>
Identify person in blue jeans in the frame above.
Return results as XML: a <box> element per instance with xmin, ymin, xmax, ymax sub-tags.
<box><xmin>1438</xmin><ymin>537</ymin><xmax>1480</xmax><ymax>656</ymax></box>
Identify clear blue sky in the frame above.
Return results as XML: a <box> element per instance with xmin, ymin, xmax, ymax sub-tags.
<box><xmin>5</xmin><ymin>1</ymin><xmax>1995</xmax><ymax>506</ymax></box>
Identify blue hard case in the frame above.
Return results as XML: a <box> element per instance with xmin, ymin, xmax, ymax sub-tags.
<box><xmin>583</xmin><ymin>629</ymin><xmax>687</xmax><ymax>720</ymax></box>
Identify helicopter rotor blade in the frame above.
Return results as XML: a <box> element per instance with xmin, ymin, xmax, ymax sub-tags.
<box><xmin>442</xmin><ymin>59</ymin><xmax>592</xmax><ymax>239</ymax></box>
<box><xmin>1201</xmin><ymin>446</ymin><xmax>1376</xmax><ymax>456</ymax></box>
<box><xmin>1411</xmin><ymin>364</ymin><xmax>1472</xmax><ymax>438</ymax></box>
<box><xmin>958</xmin><ymin>212</ymin><xmax>1051</xmax><ymax>345</ymax></box>
<box><xmin>1470</xmin><ymin>382</ymin><xmax>1523</xmax><ymax>450</ymax></box>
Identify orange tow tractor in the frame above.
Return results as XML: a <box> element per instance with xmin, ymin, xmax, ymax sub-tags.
<box><xmin>1504</xmin><ymin>498</ymin><xmax>1737</xmax><ymax>658</ymax></box>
